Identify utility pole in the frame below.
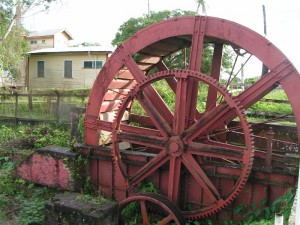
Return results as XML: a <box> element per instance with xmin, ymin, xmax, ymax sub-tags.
<box><xmin>261</xmin><ymin>4</ymin><xmax>269</xmax><ymax>76</ymax></box>
<box><xmin>262</xmin><ymin>5</ymin><xmax>267</xmax><ymax>36</ymax></box>
<box><xmin>147</xmin><ymin>0</ymin><xmax>150</xmax><ymax>19</ymax></box>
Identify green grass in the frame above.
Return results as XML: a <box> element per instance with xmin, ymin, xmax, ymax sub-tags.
<box><xmin>0</xmin><ymin>123</ymin><xmax>73</xmax><ymax>224</ymax></box>
<box><xmin>131</xmin><ymin>81</ymin><xmax>293</xmax><ymax>125</ymax></box>
<box><xmin>0</xmin><ymin>123</ymin><xmax>72</xmax><ymax>155</ymax></box>
<box><xmin>0</xmin><ymin>93</ymin><xmax>87</xmax><ymax>121</ymax></box>
<box><xmin>0</xmin><ymin>150</ymin><xmax>63</xmax><ymax>224</ymax></box>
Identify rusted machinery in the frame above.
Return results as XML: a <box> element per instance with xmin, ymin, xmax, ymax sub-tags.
<box><xmin>82</xmin><ymin>16</ymin><xmax>300</xmax><ymax>224</ymax></box>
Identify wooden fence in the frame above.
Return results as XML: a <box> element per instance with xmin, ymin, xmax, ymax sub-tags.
<box><xmin>0</xmin><ymin>91</ymin><xmax>293</xmax><ymax>125</ymax></box>
<box><xmin>0</xmin><ymin>92</ymin><xmax>88</xmax><ymax>124</ymax></box>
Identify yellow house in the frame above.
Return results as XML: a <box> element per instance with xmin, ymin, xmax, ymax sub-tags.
<box><xmin>26</xmin><ymin>29</ymin><xmax>73</xmax><ymax>51</ymax></box>
<box><xmin>27</xmin><ymin>47</ymin><xmax>112</xmax><ymax>89</ymax></box>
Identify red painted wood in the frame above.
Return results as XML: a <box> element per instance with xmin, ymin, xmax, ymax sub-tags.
<box><xmin>100</xmin><ymin>100</ymin><xmax>121</xmax><ymax>112</ymax></box>
<box><xmin>109</xmin><ymin>80</ymin><xmax>136</xmax><ymax>89</ymax></box>
<box><xmin>104</xmin><ymin>90</ymin><xmax>129</xmax><ymax>101</ymax></box>
<box><xmin>117</xmin><ymin>70</ymin><xmax>134</xmax><ymax>79</ymax></box>
<box><xmin>81</xmin><ymin>146</ymin><xmax>297</xmax><ymax>222</ymax></box>
<box><xmin>185</xmin><ymin>17</ymin><xmax>206</xmax><ymax>126</ymax></box>
<box><xmin>206</xmin><ymin>43</ymin><xmax>223</xmax><ymax>110</ymax></box>
<box><xmin>98</xmin><ymin>160</ymin><xmax>113</xmax><ymax>197</ymax></box>
<box><xmin>83</xmin><ymin>15</ymin><xmax>300</xmax><ymax>221</ymax></box>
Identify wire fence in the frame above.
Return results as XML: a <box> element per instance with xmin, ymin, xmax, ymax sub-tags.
<box><xmin>0</xmin><ymin>91</ymin><xmax>88</xmax><ymax>125</ymax></box>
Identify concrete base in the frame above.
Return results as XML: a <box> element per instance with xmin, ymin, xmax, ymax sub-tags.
<box><xmin>16</xmin><ymin>146</ymin><xmax>84</xmax><ymax>191</ymax></box>
<box><xmin>289</xmin><ymin>191</ymin><xmax>297</xmax><ymax>225</ymax></box>
<box><xmin>45</xmin><ymin>193</ymin><xmax>118</xmax><ymax>225</ymax></box>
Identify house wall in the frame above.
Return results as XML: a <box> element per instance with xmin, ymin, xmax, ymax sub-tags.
<box><xmin>28</xmin><ymin>36</ymin><xmax>55</xmax><ymax>51</ymax></box>
<box><xmin>28</xmin><ymin>52</ymin><xmax>108</xmax><ymax>90</ymax></box>
<box><xmin>54</xmin><ymin>32</ymin><xmax>71</xmax><ymax>48</ymax></box>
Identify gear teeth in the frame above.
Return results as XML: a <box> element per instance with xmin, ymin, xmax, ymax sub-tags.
<box><xmin>110</xmin><ymin>69</ymin><xmax>255</xmax><ymax>221</ymax></box>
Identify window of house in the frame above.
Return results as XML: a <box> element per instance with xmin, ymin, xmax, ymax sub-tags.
<box><xmin>30</xmin><ymin>40</ymin><xmax>37</xmax><ymax>44</ymax></box>
<box><xmin>83</xmin><ymin>60</ymin><xmax>103</xmax><ymax>69</ymax></box>
<box><xmin>37</xmin><ymin>61</ymin><xmax>45</xmax><ymax>77</ymax></box>
<box><xmin>64</xmin><ymin>60</ymin><xmax>73</xmax><ymax>78</ymax></box>
<box><xmin>42</xmin><ymin>40</ymin><xmax>46</xmax><ymax>44</ymax></box>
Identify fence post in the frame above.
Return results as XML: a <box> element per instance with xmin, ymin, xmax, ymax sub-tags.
<box><xmin>28</xmin><ymin>91</ymin><xmax>33</xmax><ymax>111</ymax></box>
<box><xmin>14</xmin><ymin>92</ymin><xmax>18</xmax><ymax>125</ymax></box>
<box><xmin>56</xmin><ymin>92</ymin><xmax>60</xmax><ymax>121</ymax></box>
<box><xmin>71</xmin><ymin>107</ymin><xmax>85</xmax><ymax>142</ymax></box>
<box><xmin>266</xmin><ymin>127</ymin><xmax>275</xmax><ymax>172</ymax></box>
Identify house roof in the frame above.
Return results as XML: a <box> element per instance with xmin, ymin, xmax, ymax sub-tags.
<box><xmin>28</xmin><ymin>46</ymin><xmax>113</xmax><ymax>54</ymax></box>
<box><xmin>27</xmin><ymin>28</ymin><xmax>73</xmax><ymax>40</ymax></box>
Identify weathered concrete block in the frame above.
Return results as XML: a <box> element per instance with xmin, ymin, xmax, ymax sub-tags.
<box><xmin>16</xmin><ymin>146</ymin><xmax>85</xmax><ymax>191</ymax></box>
<box><xmin>45</xmin><ymin>193</ymin><xmax>118</xmax><ymax>225</ymax></box>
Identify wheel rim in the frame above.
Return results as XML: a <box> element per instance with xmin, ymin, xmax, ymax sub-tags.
<box><xmin>84</xmin><ymin>16</ymin><xmax>300</xmax><ymax>220</ymax></box>
<box><xmin>85</xmin><ymin>16</ymin><xmax>300</xmax><ymax>146</ymax></box>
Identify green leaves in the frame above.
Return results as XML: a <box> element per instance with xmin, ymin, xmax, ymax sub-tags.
<box><xmin>231</xmin><ymin>192</ymin><xmax>296</xmax><ymax>225</ymax></box>
<box><xmin>17</xmin><ymin>199</ymin><xmax>46</xmax><ymax>225</ymax></box>
<box><xmin>195</xmin><ymin>0</ymin><xmax>206</xmax><ymax>14</ymax></box>
<box><xmin>111</xmin><ymin>11</ymin><xmax>234</xmax><ymax>79</ymax></box>
<box><xmin>0</xmin><ymin>123</ymin><xmax>72</xmax><ymax>152</ymax></box>
<box><xmin>111</xmin><ymin>9</ymin><xmax>196</xmax><ymax>47</ymax></box>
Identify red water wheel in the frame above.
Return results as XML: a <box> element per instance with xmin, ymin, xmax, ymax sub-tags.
<box><xmin>84</xmin><ymin>16</ymin><xmax>300</xmax><ymax>220</ymax></box>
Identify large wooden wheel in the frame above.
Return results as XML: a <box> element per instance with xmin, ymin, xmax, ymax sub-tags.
<box><xmin>84</xmin><ymin>16</ymin><xmax>300</xmax><ymax>219</ymax></box>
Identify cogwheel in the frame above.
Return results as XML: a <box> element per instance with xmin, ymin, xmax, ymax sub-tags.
<box><xmin>119</xmin><ymin>192</ymin><xmax>186</xmax><ymax>225</ymax></box>
<box><xmin>112</xmin><ymin>69</ymin><xmax>255</xmax><ymax>220</ymax></box>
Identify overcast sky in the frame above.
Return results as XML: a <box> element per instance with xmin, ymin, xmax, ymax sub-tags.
<box><xmin>23</xmin><ymin>0</ymin><xmax>300</xmax><ymax>76</ymax></box>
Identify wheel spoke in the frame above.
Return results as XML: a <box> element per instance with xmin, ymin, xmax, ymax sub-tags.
<box><xmin>189</xmin><ymin>16</ymin><xmax>206</xmax><ymax>72</ymax></box>
<box><xmin>156</xmin><ymin>61</ymin><xmax>177</xmax><ymax>93</ymax></box>
<box><xmin>186</xmin><ymin>141</ymin><xmax>244</xmax><ymax>162</ymax></box>
<box><xmin>182</xmin><ymin>153</ymin><xmax>220</xmax><ymax>203</ymax></box>
<box><xmin>120</xmin><ymin>124</ymin><xmax>162</xmax><ymax>137</ymax></box>
<box><xmin>118</xmin><ymin>132</ymin><xmax>165</xmax><ymax>149</ymax></box>
<box><xmin>173</xmin><ymin>77</ymin><xmax>188</xmax><ymax>134</ymax></box>
<box><xmin>130</xmin><ymin>151</ymin><xmax>170</xmax><ymax>185</ymax></box>
<box><xmin>203</xmin><ymin>60</ymin><xmax>295</xmax><ymax>132</ymax></box>
<box><xmin>185</xmin><ymin>17</ymin><xmax>206</xmax><ymax>127</ymax></box>
<box><xmin>206</xmin><ymin>43</ymin><xmax>223</xmax><ymax>111</ymax></box>
<box><xmin>183</xmin><ymin>103</ymin><xmax>230</xmax><ymax>143</ymax></box>
<box><xmin>157</xmin><ymin>63</ymin><xmax>198</xmax><ymax>131</ymax></box>
<box><xmin>238</xmin><ymin>60</ymin><xmax>294</xmax><ymax>109</ymax></box>
<box><xmin>140</xmin><ymin>200</ymin><xmax>150</xmax><ymax>225</ymax></box>
<box><xmin>137</xmin><ymin>92</ymin><xmax>172</xmax><ymax>139</ymax></box>
<box><xmin>117</xmin><ymin>46</ymin><xmax>174</xmax><ymax>126</ymax></box>
<box><xmin>157</xmin><ymin>214</ymin><xmax>173</xmax><ymax>225</ymax></box>
<box><xmin>168</xmin><ymin>157</ymin><xmax>182</xmax><ymax>203</ymax></box>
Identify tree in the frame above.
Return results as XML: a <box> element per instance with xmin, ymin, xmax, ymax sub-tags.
<box><xmin>112</xmin><ymin>9</ymin><xmax>196</xmax><ymax>47</ymax></box>
<box><xmin>0</xmin><ymin>0</ymin><xmax>58</xmax><ymax>81</ymax></box>
<box><xmin>195</xmin><ymin>0</ymin><xmax>206</xmax><ymax>15</ymax></box>
<box><xmin>111</xmin><ymin>9</ymin><xmax>233</xmax><ymax>75</ymax></box>
<box><xmin>0</xmin><ymin>0</ymin><xmax>59</xmax><ymax>42</ymax></box>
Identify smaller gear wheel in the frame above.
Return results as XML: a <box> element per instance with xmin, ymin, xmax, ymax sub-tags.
<box><xmin>119</xmin><ymin>192</ymin><xmax>186</xmax><ymax>225</ymax></box>
<box><xmin>112</xmin><ymin>69</ymin><xmax>254</xmax><ymax>219</ymax></box>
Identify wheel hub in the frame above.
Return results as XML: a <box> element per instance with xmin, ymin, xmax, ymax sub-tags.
<box><xmin>168</xmin><ymin>136</ymin><xmax>185</xmax><ymax>157</ymax></box>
